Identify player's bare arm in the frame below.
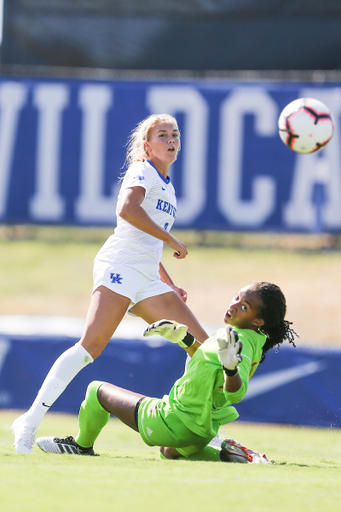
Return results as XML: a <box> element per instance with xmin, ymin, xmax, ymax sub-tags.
<box><xmin>159</xmin><ymin>263</ymin><xmax>188</xmax><ymax>302</ymax></box>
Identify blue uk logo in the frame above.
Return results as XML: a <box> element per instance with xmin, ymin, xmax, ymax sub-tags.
<box><xmin>110</xmin><ymin>273</ymin><xmax>123</xmax><ymax>284</ymax></box>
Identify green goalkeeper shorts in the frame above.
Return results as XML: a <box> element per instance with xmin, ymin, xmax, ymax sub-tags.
<box><xmin>137</xmin><ymin>397</ymin><xmax>214</xmax><ymax>456</ymax></box>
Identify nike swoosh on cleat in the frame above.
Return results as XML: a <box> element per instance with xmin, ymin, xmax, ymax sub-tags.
<box><xmin>42</xmin><ymin>402</ymin><xmax>51</xmax><ymax>408</ymax></box>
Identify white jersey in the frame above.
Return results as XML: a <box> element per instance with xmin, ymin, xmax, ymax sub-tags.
<box><xmin>95</xmin><ymin>160</ymin><xmax>177</xmax><ymax>279</ymax></box>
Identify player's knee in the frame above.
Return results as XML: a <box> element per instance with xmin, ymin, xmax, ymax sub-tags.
<box><xmin>80</xmin><ymin>337</ymin><xmax>108</xmax><ymax>359</ymax></box>
<box><xmin>87</xmin><ymin>346</ymin><xmax>103</xmax><ymax>359</ymax></box>
<box><xmin>159</xmin><ymin>446</ymin><xmax>182</xmax><ymax>460</ymax></box>
<box><xmin>85</xmin><ymin>381</ymin><xmax>111</xmax><ymax>414</ymax></box>
<box><xmin>86</xmin><ymin>380</ymin><xmax>102</xmax><ymax>399</ymax></box>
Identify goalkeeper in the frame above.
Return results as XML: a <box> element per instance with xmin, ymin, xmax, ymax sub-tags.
<box><xmin>36</xmin><ymin>282</ymin><xmax>297</xmax><ymax>463</ymax></box>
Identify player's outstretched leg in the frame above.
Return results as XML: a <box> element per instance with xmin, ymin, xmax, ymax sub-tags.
<box><xmin>36</xmin><ymin>381</ymin><xmax>110</xmax><ymax>456</ymax></box>
<box><xmin>11</xmin><ymin>343</ymin><xmax>94</xmax><ymax>454</ymax></box>
<box><xmin>178</xmin><ymin>434</ymin><xmax>273</xmax><ymax>463</ymax></box>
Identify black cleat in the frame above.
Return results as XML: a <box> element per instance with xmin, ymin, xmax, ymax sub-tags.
<box><xmin>36</xmin><ymin>436</ymin><xmax>95</xmax><ymax>456</ymax></box>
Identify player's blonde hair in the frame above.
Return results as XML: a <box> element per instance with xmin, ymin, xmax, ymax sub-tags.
<box><xmin>124</xmin><ymin>113</ymin><xmax>180</xmax><ymax>170</ymax></box>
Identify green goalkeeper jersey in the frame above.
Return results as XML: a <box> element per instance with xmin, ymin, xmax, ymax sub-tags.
<box><xmin>165</xmin><ymin>327</ymin><xmax>267</xmax><ymax>438</ymax></box>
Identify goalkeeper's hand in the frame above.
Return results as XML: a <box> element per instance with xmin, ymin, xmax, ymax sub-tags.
<box><xmin>143</xmin><ymin>320</ymin><xmax>195</xmax><ymax>348</ymax></box>
<box><xmin>217</xmin><ymin>325</ymin><xmax>243</xmax><ymax>373</ymax></box>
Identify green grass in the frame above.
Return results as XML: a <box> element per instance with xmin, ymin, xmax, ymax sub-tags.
<box><xmin>1</xmin><ymin>410</ymin><xmax>341</xmax><ymax>512</ymax></box>
<box><xmin>1</xmin><ymin>227</ymin><xmax>341</xmax><ymax>510</ymax></box>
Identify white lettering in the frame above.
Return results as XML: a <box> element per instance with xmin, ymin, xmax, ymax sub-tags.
<box><xmin>0</xmin><ymin>82</ymin><xmax>27</xmax><ymax>217</ymax></box>
<box><xmin>218</xmin><ymin>89</ymin><xmax>277</xmax><ymax>227</ymax></box>
<box><xmin>76</xmin><ymin>85</ymin><xmax>117</xmax><ymax>223</ymax></box>
<box><xmin>0</xmin><ymin>337</ymin><xmax>10</xmax><ymax>377</ymax></box>
<box><xmin>284</xmin><ymin>88</ymin><xmax>341</xmax><ymax>230</ymax></box>
<box><xmin>146</xmin><ymin>86</ymin><xmax>208</xmax><ymax>225</ymax></box>
<box><xmin>30</xmin><ymin>84</ymin><xmax>69</xmax><ymax>220</ymax></box>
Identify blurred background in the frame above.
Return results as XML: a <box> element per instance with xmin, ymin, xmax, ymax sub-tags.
<box><xmin>0</xmin><ymin>0</ymin><xmax>340</xmax><ymax>427</ymax></box>
<box><xmin>2</xmin><ymin>1</ymin><xmax>341</xmax><ymax>71</ymax></box>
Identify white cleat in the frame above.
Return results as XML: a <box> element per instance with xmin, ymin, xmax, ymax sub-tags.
<box><xmin>11</xmin><ymin>414</ymin><xmax>37</xmax><ymax>454</ymax></box>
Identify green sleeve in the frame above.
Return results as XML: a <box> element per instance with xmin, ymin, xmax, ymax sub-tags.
<box><xmin>222</xmin><ymin>329</ymin><xmax>265</xmax><ymax>404</ymax></box>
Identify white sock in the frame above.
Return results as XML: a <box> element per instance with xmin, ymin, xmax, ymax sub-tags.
<box><xmin>24</xmin><ymin>343</ymin><xmax>93</xmax><ymax>427</ymax></box>
<box><xmin>208</xmin><ymin>435</ymin><xmax>223</xmax><ymax>449</ymax></box>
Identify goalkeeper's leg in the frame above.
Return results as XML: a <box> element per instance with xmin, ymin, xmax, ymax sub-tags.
<box><xmin>36</xmin><ymin>381</ymin><xmax>112</xmax><ymax>455</ymax></box>
<box><xmin>77</xmin><ymin>380</ymin><xmax>146</xmax><ymax>447</ymax></box>
<box><xmin>170</xmin><ymin>439</ymin><xmax>272</xmax><ymax>464</ymax></box>
<box><xmin>77</xmin><ymin>381</ymin><xmax>146</xmax><ymax>449</ymax></box>
<box><xmin>95</xmin><ymin>382</ymin><xmax>146</xmax><ymax>431</ymax></box>
<box><xmin>75</xmin><ymin>381</ymin><xmax>111</xmax><ymax>448</ymax></box>
<box><xmin>36</xmin><ymin>381</ymin><xmax>147</xmax><ymax>455</ymax></box>
<box><xmin>160</xmin><ymin>445</ymin><xmax>221</xmax><ymax>461</ymax></box>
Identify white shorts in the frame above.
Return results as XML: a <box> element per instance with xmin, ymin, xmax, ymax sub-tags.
<box><xmin>93</xmin><ymin>259</ymin><xmax>174</xmax><ymax>308</ymax></box>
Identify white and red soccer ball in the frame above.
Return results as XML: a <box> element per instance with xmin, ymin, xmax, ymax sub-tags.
<box><xmin>278</xmin><ymin>98</ymin><xmax>334</xmax><ymax>154</ymax></box>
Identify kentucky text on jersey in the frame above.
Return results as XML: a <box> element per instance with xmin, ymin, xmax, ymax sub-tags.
<box><xmin>156</xmin><ymin>199</ymin><xmax>177</xmax><ymax>218</ymax></box>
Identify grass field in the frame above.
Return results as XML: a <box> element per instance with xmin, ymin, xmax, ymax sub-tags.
<box><xmin>1</xmin><ymin>226</ymin><xmax>341</xmax><ymax>511</ymax></box>
<box><xmin>1</xmin><ymin>410</ymin><xmax>341</xmax><ymax>512</ymax></box>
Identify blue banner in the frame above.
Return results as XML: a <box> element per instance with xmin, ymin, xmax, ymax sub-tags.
<box><xmin>1</xmin><ymin>77</ymin><xmax>341</xmax><ymax>231</ymax></box>
<box><xmin>0</xmin><ymin>333</ymin><xmax>340</xmax><ymax>428</ymax></box>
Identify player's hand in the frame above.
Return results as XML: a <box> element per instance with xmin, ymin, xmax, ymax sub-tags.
<box><xmin>166</xmin><ymin>235</ymin><xmax>188</xmax><ymax>259</ymax></box>
<box><xmin>170</xmin><ymin>284</ymin><xmax>188</xmax><ymax>303</ymax></box>
<box><xmin>217</xmin><ymin>326</ymin><xmax>243</xmax><ymax>371</ymax></box>
<box><xmin>144</xmin><ymin>320</ymin><xmax>194</xmax><ymax>347</ymax></box>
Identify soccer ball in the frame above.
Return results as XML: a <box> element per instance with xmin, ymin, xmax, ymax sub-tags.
<box><xmin>278</xmin><ymin>98</ymin><xmax>334</xmax><ymax>153</ymax></box>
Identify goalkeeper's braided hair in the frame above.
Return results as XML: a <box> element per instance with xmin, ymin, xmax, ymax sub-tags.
<box><xmin>255</xmin><ymin>282</ymin><xmax>298</xmax><ymax>363</ymax></box>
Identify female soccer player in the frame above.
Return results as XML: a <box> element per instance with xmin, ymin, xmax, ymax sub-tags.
<box><xmin>35</xmin><ymin>282</ymin><xmax>298</xmax><ymax>463</ymax></box>
<box><xmin>12</xmin><ymin>114</ymin><xmax>208</xmax><ymax>454</ymax></box>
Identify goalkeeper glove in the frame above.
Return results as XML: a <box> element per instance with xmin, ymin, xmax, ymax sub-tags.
<box><xmin>143</xmin><ymin>319</ymin><xmax>196</xmax><ymax>348</ymax></box>
<box><xmin>217</xmin><ymin>325</ymin><xmax>243</xmax><ymax>376</ymax></box>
